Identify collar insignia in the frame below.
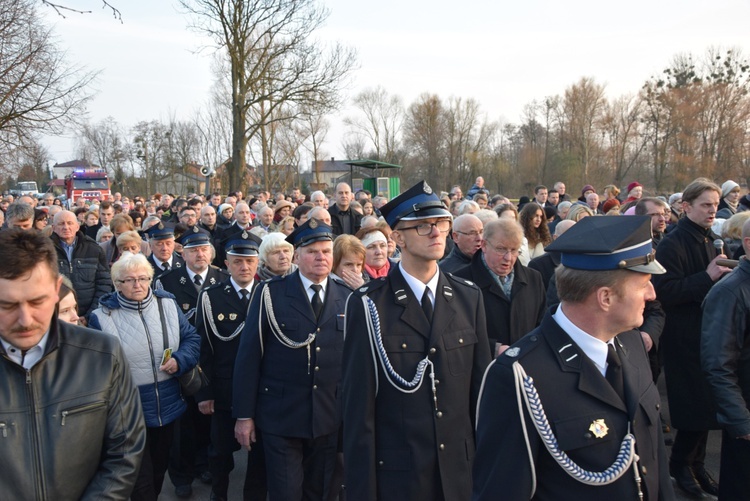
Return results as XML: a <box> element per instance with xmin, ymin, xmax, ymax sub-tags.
<box><xmin>229</xmin><ymin>313</ymin><xmax>238</xmax><ymax>321</ymax></box>
<box><xmin>179</xmin><ymin>276</ymin><xmax>186</xmax><ymax>284</ymax></box>
<box><xmin>242</xmin><ymin>230</ymin><xmax>248</xmax><ymax>239</ymax></box>
<box><xmin>175</xmin><ymin>262</ymin><xmax>182</xmax><ymax>268</ymax></box>
<box><xmin>505</xmin><ymin>347</ymin><xmax>520</xmax><ymax>358</ymax></box>
<box><xmin>209</xmin><ymin>277</ymin><xmax>216</xmax><ymax>285</ymax></box>
<box><xmin>443</xmin><ymin>285</ymin><xmax>453</xmax><ymax>300</ymax></box>
<box><xmin>589</xmin><ymin>419</ymin><xmax>609</xmax><ymax>438</ymax></box>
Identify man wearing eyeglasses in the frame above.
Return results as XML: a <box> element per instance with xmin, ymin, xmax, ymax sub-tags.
<box><xmin>342</xmin><ymin>181</ymin><xmax>491</xmax><ymax>501</ymax></box>
<box><xmin>456</xmin><ymin>218</ymin><xmax>546</xmax><ymax>356</ymax></box>
<box><xmin>635</xmin><ymin>197</ymin><xmax>670</xmax><ymax>247</ymax></box>
<box><xmin>439</xmin><ymin>214</ymin><xmax>483</xmax><ymax>273</ymax></box>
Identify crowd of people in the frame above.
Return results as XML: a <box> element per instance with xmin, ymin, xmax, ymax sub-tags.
<box><xmin>1</xmin><ymin>173</ymin><xmax>749</xmax><ymax>500</ymax></box>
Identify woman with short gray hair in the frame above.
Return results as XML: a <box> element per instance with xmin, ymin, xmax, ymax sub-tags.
<box><xmin>89</xmin><ymin>252</ymin><xmax>200</xmax><ymax>500</ymax></box>
<box><xmin>257</xmin><ymin>232</ymin><xmax>297</xmax><ymax>281</ymax></box>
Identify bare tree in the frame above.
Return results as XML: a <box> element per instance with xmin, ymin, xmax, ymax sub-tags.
<box><xmin>0</xmin><ymin>0</ymin><xmax>96</xmax><ymax>157</ymax></box>
<box><xmin>179</xmin><ymin>0</ymin><xmax>356</xmax><ymax>191</ymax></box>
<box><xmin>77</xmin><ymin>117</ymin><xmax>129</xmax><ymax>191</ymax></box>
<box><xmin>561</xmin><ymin>77</ymin><xmax>607</xmax><ymax>184</ymax></box>
<box><xmin>343</xmin><ymin>86</ymin><xmax>403</xmax><ymax>163</ymax></box>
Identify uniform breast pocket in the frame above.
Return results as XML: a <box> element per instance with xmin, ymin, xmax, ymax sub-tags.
<box><xmin>278</xmin><ymin>319</ymin><xmax>299</xmax><ymax>334</ymax></box>
<box><xmin>336</xmin><ymin>314</ymin><xmax>345</xmax><ymax>331</ymax></box>
<box><xmin>553</xmin><ymin>411</ymin><xmax>618</xmax><ymax>452</ymax></box>
<box><xmin>443</xmin><ymin>329</ymin><xmax>478</xmax><ymax>376</ymax></box>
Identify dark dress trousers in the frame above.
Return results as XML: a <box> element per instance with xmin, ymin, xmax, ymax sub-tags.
<box><xmin>473</xmin><ymin>312</ymin><xmax>675</xmax><ymax>501</ymax></box>
<box><xmin>342</xmin><ymin>267</ymin><xmax>492</xmax><ymax>501</ymax></box>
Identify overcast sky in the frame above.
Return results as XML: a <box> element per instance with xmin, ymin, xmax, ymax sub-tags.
<box><xmin>41</xmin><ymin>0</ymin><xmax>750</xmax><ymax>167</ymax></box>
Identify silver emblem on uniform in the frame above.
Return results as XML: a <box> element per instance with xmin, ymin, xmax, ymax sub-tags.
<box><xmin>209</xmin><ymin>277</ymin><xmax>216</xmax><ymax>284</ymax></box>
<box><xmin>423</xmin><ymin>182</ymin><xmax>432</xmax><ymax>194</ymax></box>
<box><xmin>505</xmin><ymin>347</ymin><xmax>520</xmax><ymax>358</ymax></box>
<box><xmin>217</xmin><ymin>313</ymin><xmax>224</xmax><ymax>321</ymax></box>
<box><xmin>182</xmin><ymin>303</ymin><xmax>190</xmax><ymax>310</ymax></box>
<box><xmin>242</xmin><ymin>230</ymin><xmax>248</xmax><ymax>239</ymax></box>
<box><xmin>309</xmin><ymin>218</ymin><xmax>318</xmax><ymax>229</ymax></box>
<box><xmin>229</xmin><ymin>313</ymin><xmax>237</xmax><ymax>321</ymax></box>
<box><xmin>180</xmin><ymin>276</ymin><xmax>186</xmax><ymax>284</ymax></box>
<box><xmin>359</xmin><ymin>287</ymin><xmax>367</xmax><ymax>292</ymax></box>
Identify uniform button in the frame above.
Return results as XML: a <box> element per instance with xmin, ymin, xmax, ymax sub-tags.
<box><xmin>378</xmin><ymin>461</ymin><xmax>384</xmax><ymax>466</ymax></box>
<box><xmin>656</xmin><ymin>403</ymin><xmax>660</xmax><ymax>410</ymax></box>
<box><xmin>313</xmin><ymin>385</ymin><xmax>318</xmax><ymax>390</ymax></box>
<box><xmin>530</xmin><ymin>335</ymin><xmax>538</xmax><ymax>342</ymax></box>
<box><xmin>264</xmin><ymin>387</ymin><xmax>269</xmax><ymax>392</ymax></box>
<box><xmin>281</xmin><ymin>323</ymin><xmax>285</xmax><ymax>327</ymax></box>
<box><xmin>402</xmin><ymin>343</ymin><xmax>407</xmax><ymax>349</ymax></box>
<box><xmin>436</xmin><ymin>411</ymin><xmax>443</xmax><ymax>418</ymax></box>
<box><xmin>434</xmin><ymin>379</ymin><xmax>440</xmax><ymax>385</ymax></box>
<box><xmin>585</xmin><ymin>432</ymin><xmax>592</xmax><ymax>439</ymax></box>
<box><xmin>641</xmin><ymin>466</ymin><xmax>648</xmax><ymax>475</ymax></box>
<box><xmin>429</xmin><ymin>348</ymin><xmax>436</xmax><ymax>355</ymax></box>
<box><xmin>316</xmin><ymin>328</ymin><xmax>321</xmax><ymax>332</ymax></box>
<box><xmin>314</xmin><ymin>366</ymin><xmax>320</xmax><ymax>372</ymax></box>
<box><xmin>458</xmin><ymin>338</ymin><xmax>464</xmax><ymax>344</ymax></box>
<box><xmin>439</xmin><ymin>444</ymin><xmax>445</xmax><ymax>450</ymax></box>
<box><xmin>316</xmin><ymin>347</ymin><xmax>321</xmax><ymax>352</ymax></box>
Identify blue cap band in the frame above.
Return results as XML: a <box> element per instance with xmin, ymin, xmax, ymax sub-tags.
<box><xmin>560</xmin><ymin>240</ymin><xmax>653</xmax><ymax>270</ymax></box>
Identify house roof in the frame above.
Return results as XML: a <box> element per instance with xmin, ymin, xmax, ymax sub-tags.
<box><xmin>53</xmin><ymin>159</ymin><xmax>100</xmax><ymax>169</ymax></box>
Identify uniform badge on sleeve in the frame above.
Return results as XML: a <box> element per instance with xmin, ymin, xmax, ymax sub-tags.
<box><xmin>505</xmin><ymin>347</ymin><xmax>520</xmax><ymax>358</ymax></box>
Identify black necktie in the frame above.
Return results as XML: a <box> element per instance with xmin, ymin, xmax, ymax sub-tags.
<box><xmin>606</xmin><ymin>343</ymin><xmax>625</xmax><ymax>402</ymax></box>
<box><xmin>193</xmin><ymin>274</ymin><xmax>203</xmax><ymax>291</ymax></box>
<box><xmin>310</xmin><ymin>284</ymin><xmax>323</xmax><ymax>320</ymax></box>
<box><xmin>240</xmin><ymin>288</ymin><xmax>249</xmax><ymax>309</ymax></box>
<box><xmin>162</xmin><ymin>261</ymin><xmax>170</xmax><ymax>271</ymax></box>
<box><xmin>421</xmin><ymin>288</ymin><xmax>433</xmax><ymax>324</ymax></box>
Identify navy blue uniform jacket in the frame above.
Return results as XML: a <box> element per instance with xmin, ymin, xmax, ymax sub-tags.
<box><xmin>232</xmin><ymin>271</ymin><xmax>349</xmax><ymax>438</ymax></box>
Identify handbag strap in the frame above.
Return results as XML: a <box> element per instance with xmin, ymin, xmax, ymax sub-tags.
<box><xmin>156</xmin><ymin>296</ymin><xmax>170</xmax><ymax>351</ymax></box>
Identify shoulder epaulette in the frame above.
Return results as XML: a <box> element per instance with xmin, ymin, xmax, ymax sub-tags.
<box><xmin>351</xmin><ymin>277</ymin><xmax>387</xmax><ymax>296</ymax></box>
<box><xmin>446</xmin><ymin>272</ymin><xmax>479</xmax><ymax>289</ymax></box>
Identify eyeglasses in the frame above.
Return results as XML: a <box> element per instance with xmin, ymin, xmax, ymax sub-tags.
<box><xmin>116</xmin><ymin>277</ymin><xmax>152</xmax><ymax>285</ymax></box>
<box><xmin>488</xmin><ymin>245</ymin><xmax>520</xmax><ymax>257</ymax></box>
<box><xmin>455</xmin><ymin>229</ymin><xmax>483</xmax><ymax>237</ymax></box>
<box><xmin>399</xmin><ymin>219</ymin><xmax>452</xmax><ymax>236</ymax></box>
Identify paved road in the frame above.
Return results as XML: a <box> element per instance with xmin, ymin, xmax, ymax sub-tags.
<box><xmin>160</xmin><ymin>378</ymin><xmax>721</xmax><ymax>500</ymax></box>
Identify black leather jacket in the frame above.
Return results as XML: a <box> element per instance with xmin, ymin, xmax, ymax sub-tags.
<box><xmin>702</xmin><ymin>257</ymin><xmax>750</xmax><ymax>438</ymax></box>
<box><xmin>0</xmin><ymin>318</ymin><xmax>146</xmax><ymax>500</ymax></box>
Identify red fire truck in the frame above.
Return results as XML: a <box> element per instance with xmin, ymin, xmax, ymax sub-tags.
<box><xmin>65</xmin><ymin>169</ymin><xmax>111</xmax><ymax>205</ymax></box>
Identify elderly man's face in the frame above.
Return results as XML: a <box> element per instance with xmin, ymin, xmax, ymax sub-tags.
<box><xmin>150</xmin><ymin>238</ymin><xmax>175</xmax><ymax>262</ymax></box>
<box><xmin>53</xmin><ymin>212</ymin><xmax>80</xmax><ymax>244</ymax></box>
<box><xmin>0</xmin><ymin>263</ymin><xmax>61</xmax><ymax>351</ymax></box>
<box><xmin>312</xmin><ymin>194</ymin><xmax>327</xmax><ymax>207</ymax></box>
<box><xmin>259</xmin><ymin>209</ymin><xmax>274</xmax><ymax>226</ymax></box>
